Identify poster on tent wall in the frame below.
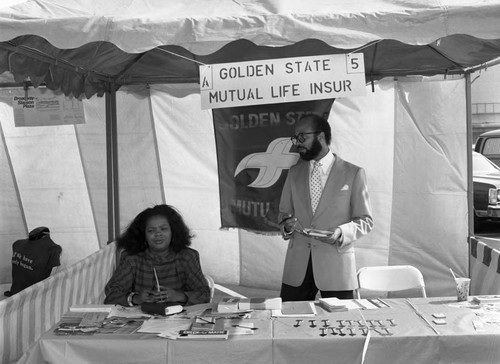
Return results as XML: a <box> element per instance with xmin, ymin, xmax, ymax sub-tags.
<box><xmin>213</xmin><ymin>99</ymin><xmax>334</xmax><ymax>233</ymax></box>
<box><xmin>12</xmin><ymin>88</ymin><xmax>85</xmax><ymax>127</ymax></box>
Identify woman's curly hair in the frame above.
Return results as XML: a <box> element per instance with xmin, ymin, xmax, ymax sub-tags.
<box><xmin>117</xmin><ymin>204</ymin><xmax>193</xmax><ymax>254</ymax></box>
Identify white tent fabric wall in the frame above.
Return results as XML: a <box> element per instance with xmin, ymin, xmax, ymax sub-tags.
<box><xmin>0</xmin><ymin>77</ymin><xmax>468</xmax><ymax>297</ymax></box>
<box><xmin>391</xmin><ymin>79</ymin><xmax>469</xmax><ymax>292</ymax></box>
<box><xmin>150</xmin><ymin>84</ymin><xmax>242</xmax><ymax>284</ymax></box>
<box><xmin>114</xmin><ymin>88</ymin><xmax>164</xmax><ymax>224</ymax></box>
<box><xmin>0</xmin><ymin>90</ymin><xmax>101</xmax><ymax>282</ymax></box>
<box><xmin>76</xmin><ymin>95</ymin><xmax>108</xmax><ymax>245</ymax></box>
<box><xmin>330</xmin><ymin>81</ymin><xmax>396</xmax><ymax>271</ymax></box>
<box><xmin>145</xmin><ymin>78</ymin><xmax>468</xmax><ymax>295</ymax></box>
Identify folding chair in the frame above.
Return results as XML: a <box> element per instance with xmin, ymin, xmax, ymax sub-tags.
<box><xmin>204</xmin><ymin>274</ymin><xmax>216</xmax><ymax>301</ymax></box>
<box><xmin>355</xmin><ymin>265</ymin><xmax>427</xmax><ymax>299</ymax></box>
<box><xmin>204</xmin><ymin>274</ymin><xmax>247</xmax><ymax>302</ymax></box>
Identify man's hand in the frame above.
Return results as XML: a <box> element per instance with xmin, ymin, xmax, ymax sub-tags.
<box><xmin>279</xmin><ymin>215</ymin><xmax>300</xmax><ymax>239</ymax></box>
<box><xmin>314</xmin><ymin>227</ymin><xmax>343</xmax><ymax>245</ymax></box>
<box><xmin>281</xmin><ymin>217</ymin><xmax>298</xmax><ymax>233</ymax></box>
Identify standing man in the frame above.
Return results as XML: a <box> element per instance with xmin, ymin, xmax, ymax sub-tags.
<box><xmin>279</xmin><ymin>114</ymin><xmax>373</xmax><ymax>301</ymax></box>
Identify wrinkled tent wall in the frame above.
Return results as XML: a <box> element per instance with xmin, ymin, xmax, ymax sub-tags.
<box><xmin>391</xmin><ymin>79</ymin><xmax>469</xmax><ymax>289</ymax></box>
<box><xmin>146</xmin><ymin>78</ymin><xmax>469</xmax><ymax>295</ymax></box>
<box><xmin>0</xmin><ymin>2</ymin><xmax>493</xmax><ymax>291</ymax></box>
<box><xmin>149</xmin><ymin>84</ymin><xmax>242</xmax><ymax>282</ymax></box>
<box><xmin>0</xmin><ymin>77</ymin><xmax>468</xmax><ymax>295</ymax></box>
<box><xmin>0</xmin><ymin>78</ymin><xmax>468</xmax><ymax>295</ymax></box>
<box><xmin>0</xmin><ymin>90</ymin><xmax>101</xmax><ymax>283</ymax></box>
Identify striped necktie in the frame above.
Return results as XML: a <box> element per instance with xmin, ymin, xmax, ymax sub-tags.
<box><xmin>310</xmin><ymin>161</ymin><xmax>322</xmax><ymax>213</ymax></box>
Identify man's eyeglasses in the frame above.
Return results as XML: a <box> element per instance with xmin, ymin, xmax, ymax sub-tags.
<box><xmin>290</xmin><ymin>131</ymin><xmax>321</xmax><ymax>145</ymax></box>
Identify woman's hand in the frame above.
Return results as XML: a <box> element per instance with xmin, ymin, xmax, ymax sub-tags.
<box><xmin>134</xmin><ymin>287</ymin><xmax>187</xmax><ymax>304</ymax></box>
<box><xmin>134</xmin><ymin>289</ymin><xmax>168</xmax><ymax>304</ymax></box>
<box><xmin>158</xmin><ymin>285</ymin><xmax>187</xmax><ymax>303</ymax></box>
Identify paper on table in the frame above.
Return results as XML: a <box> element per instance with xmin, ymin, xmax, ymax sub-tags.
<box><xmin>138</xmin><ymin>318</ymin><xmax>191</xmax><ymax>334</ymax></box>
<box><xmin>79</xmin><ymin>312</ymin><xmax>109</xmax><ymax>327</ymax></box>
<box><xmin>474</xmin><ymin>305</ymin><xmax>500</xmax><ymax>324</ymax></box>
<box><xmin>473</xmin><ymin>295</ymin><xmax>500</xmax><ymax>304</ymax></box>
<box><xmin>183</xmin><ymin>303</ymin><xmax>215</xmax><ymax>316</ymax></box>
<box><xmin>319</xmin><ymin>297</ymin><xmax>380</xmax><ymax>310</ymax></box>
<box><xmin>108</xmin><ymin>305</ymin><xmax>151</xmax><ymax>318</ymax></box>
<box><xmin>319</xmin><ymin>297</ymin><xmax>347</xmax><ymax>309</ymax></box>
<box><xmin>70</xmin><ymin>304</ymin><xmax>114</xmax><ymax>313</ymax></box>
<box><xmin>225</xmin><ymin>322</ymin><xmax>255</xmax><ymax>335</ymax></box>
<box><xmin>272</xmin><ymin>301</ymin><xmax>317</xmax><ymax>317</ymax></box>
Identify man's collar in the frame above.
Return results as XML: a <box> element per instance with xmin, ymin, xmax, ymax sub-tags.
<box><xmin>311</xmin><ymin>152</ymin><xmax>334</xmax><ymax>171</ymax></box>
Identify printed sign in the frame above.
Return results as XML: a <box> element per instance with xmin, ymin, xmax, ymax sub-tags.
<box><xmin>12</xmin><ymin>88</ymin><xmax>85</xmax><ymax>127</ymax></box>
<box><xmin>201</xmin><ymin>54</ymin><xmax>365</xmax><ymax>109</ymax></box>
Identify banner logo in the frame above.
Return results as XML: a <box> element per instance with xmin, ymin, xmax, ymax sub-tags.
<box><xmin>235</xmin><ymin>138</ymin><xmax>299</xmax><ymax>188</ymax></box>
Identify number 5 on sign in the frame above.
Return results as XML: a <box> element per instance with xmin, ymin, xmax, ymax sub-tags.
<box><xmin>346</xmin><ymin>54</ymin><xmax>364</xmax><ymax>74</ymax></box>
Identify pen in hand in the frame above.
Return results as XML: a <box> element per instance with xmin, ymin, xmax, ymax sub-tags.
<box><xmin>153</xmin><ymin>267</ymin><xmax>160</xmax><ymax>292</ymax></box>
<box><xmin>152</xmin><ymin>267</ymin><xmax>170</xmax><ymax>302</ymax></box>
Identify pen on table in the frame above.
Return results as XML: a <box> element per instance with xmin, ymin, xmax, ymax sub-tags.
<box><xmin>153</xmin><ymin>267</ymin><xmax>160</xmax><ymax>292</ymax></box>
<box><xmin>197</xmin><ymin>317</ymin><xmax>214</xmax><ymax>324</ymax></box>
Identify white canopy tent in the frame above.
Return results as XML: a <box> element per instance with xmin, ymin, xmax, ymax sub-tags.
<box><xmin>1</xmin><ymin>0</ymin><xmax>500</xmax><ymax>53</ymax></box>
<box><xmin>1</xmin><ymin>0</ymin><xmax>499</xmax><ymax>296</ymax></box>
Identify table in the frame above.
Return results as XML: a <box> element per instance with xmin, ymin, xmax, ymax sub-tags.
<box><xmin>17</xmin><ymin>297</ymin><xmax>500</xmax><ymax>364</ymax></box>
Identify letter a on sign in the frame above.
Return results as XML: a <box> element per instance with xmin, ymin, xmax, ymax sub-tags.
<box><xmin>200</xmin><ymin>65</ymin><xmax>213</xmax><ymax>90</ymax></box>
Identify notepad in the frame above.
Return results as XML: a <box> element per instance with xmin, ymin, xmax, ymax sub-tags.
<box><xmin>318</xmin><ymin>297</ymin><xmax>348</xmax><ymax>312</ymax></box>
<box><xmin>138</xmin><ymin>319</ymin><xmax>191</xmax><ymax>334</ymax></box>
<box><xmin>473</xmin><ymin>295</ymin><xmax>500</xmax><ymax>304</ymax></box>
<box><xmin>217</xmin><ymin>297</ymin><xmax>282</xmax><ymax>312</ymax></box>
<box><xmin>238</xmin><ymin>297</ymin><xmax>283</xmax><ymax>310</ymax></box>
<box><xmin>272</xmin><ymin>301</ymin><xmax>317</xmax><ymax>317</ymax></box>
<box><xmin>70</xmin><ymin>304</ymin><xmax>114</xmax><ymax>313</ymax></box>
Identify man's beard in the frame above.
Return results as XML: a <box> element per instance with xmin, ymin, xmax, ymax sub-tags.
<box><xmin>298</xmin><ymin>137</ymin><xmax>322</xmax><ymax>161</ymax></box>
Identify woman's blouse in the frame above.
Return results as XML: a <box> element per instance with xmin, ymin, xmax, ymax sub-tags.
<box><xmin>104</xmin><ymin>247</ymin><xmax>210</xmax><ymax>306</ymax></box>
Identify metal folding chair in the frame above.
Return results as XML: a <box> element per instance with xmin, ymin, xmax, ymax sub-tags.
<box><xmin>355</xmin><ymin>265</ymin><xmax>427</xmax><ymax>299</ymax></box>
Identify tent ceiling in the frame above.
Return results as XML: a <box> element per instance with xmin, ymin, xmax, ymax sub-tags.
<box><xmin>2</xmin><ymin>0</ymin><xmax>500</xmax><ymax>53</ymax></box>
<box><xmin>1</xmin><ymin>34</ymin><xmax>500</xmax><ymax>99</ymax></box>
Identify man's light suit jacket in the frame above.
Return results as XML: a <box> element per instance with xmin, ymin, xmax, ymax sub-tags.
<box><xmin>279</xmin><ymin>154</ymin><xmax>374</xmax><ymax>291</ymax></box>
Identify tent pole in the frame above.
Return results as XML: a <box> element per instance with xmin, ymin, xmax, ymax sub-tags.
<box><xmin>105</xmin><ymin>83</ymin><xmax>120</xmax><ymax>244</ymax></box>
<box><xmin>465</xmin><ymin>73</ymin><xmax>473</xmax><ymax>276</ymax></box>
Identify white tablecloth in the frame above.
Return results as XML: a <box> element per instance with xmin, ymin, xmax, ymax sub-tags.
<box><xmin>17</xmin><ymin>298</ymin><xmax>500</xmax><ymax>364</ymax></box>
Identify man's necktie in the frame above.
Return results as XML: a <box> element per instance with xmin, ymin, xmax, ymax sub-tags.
<box><xmin>310</xmin><ymin>161</ymin><xmax>322</xmax><ymax>214</ymax></box>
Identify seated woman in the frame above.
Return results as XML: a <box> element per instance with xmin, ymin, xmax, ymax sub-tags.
<box><xmin>104</xmin><ymin>204</ymin><xmax>211</xmax><ymax>306</ymax></box>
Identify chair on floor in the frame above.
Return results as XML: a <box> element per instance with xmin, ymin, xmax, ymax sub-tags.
<box><xmin>204</xmin><ymin>274</ymin><xmax>247</xmax><ymax>302</ymax></box>
<box><xmin>213</xmin><ymin>283</ymin><xmax>247</xmax><ymax>299</ymax></box>
<box><xmin>204</xmin><ymin>274</ymin><xmax>216</xmax><ymax>301</ymax></box>
<box><xmin>355</xmin><ymin>265</ymin><xmax>427</xmax><ymax>299</ymax></box>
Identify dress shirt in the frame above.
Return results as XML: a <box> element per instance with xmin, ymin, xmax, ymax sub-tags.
<box><xmin>309</xmin><ymin>152</ymin><xmax>335</xmax><ymax>188</ymax></box>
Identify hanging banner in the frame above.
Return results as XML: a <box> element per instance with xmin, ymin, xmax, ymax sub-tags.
<box><xmin>201</xmin><ymin>53</ymin><xmax>364</xmax><ymax>109</ymax></box>
<box><xmin>213</xmin><ymin>99</ymin><xmax>335</xmax><ymax>233</ymax></box>
<box><xmin>12</xmin><ymin>88</ymin><xmax>85</xmax><ymax>127</ymax></box>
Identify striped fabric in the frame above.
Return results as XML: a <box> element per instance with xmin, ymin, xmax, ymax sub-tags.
<box><xmin>470</xmin><ymin>237</ymin><xmax>500</xmax><ymax>296</ymax></box>
<box><xmin>0</xmin><ymin>242</ymin><xmax>117</xmax><ymax>364</ymax></box>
